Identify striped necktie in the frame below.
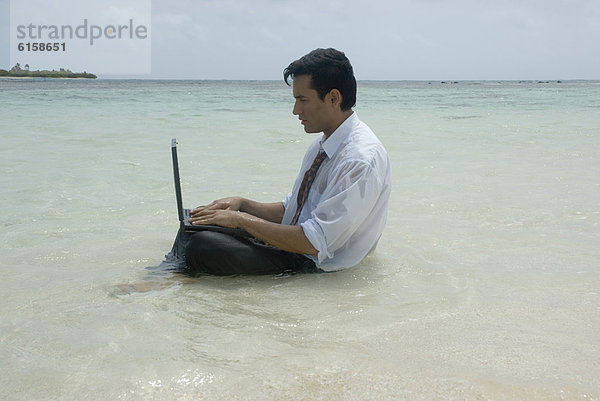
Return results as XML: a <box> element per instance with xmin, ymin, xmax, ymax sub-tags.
<box><xmin>291</xmin><ymin>150</ymin><xmax>327</xmax><ymax>225</ymax></box>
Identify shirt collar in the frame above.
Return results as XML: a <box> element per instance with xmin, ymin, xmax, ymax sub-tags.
<box><xmin>320</xmin><ymin>112</ymin><xmax>357</xmax><ymax>158</ymax></box>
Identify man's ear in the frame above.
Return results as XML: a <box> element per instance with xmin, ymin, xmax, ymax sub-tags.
<box><xmin>328</xmin><ymin>89</ymin><xmax>343</xmax><ymax>109</ymax></box>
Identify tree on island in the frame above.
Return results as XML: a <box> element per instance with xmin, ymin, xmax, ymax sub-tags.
<box><xmin>0</xmin><ymin>64</ymin><xmax>96</xmax><ymax>79</ymax></box>
<box><xmin>10</xmin><ymin>63</ymin><xmax>23</xmax><ymax>73</ymax></box>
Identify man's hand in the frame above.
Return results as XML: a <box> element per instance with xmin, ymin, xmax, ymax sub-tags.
<box><xmin>191</xmin><ymin>197</ymin><xmax>285</xmax><ymax>225</ymax></box>
<box><xmin>190</xmin><ymin>197</ymin><xmax>245</xmax><ymax>215</ymax></box>
<box><xmin>189</xmin><ymin>197</ymin><xmax>247</xmax><ymax>228</ymax></box>
<box><xmin>188</xmin><ymin>207</ymin><xmax>246</xmax><ymax>228</ymax></box>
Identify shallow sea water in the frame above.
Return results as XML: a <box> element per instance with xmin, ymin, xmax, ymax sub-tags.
<box><xmin>0</xmin><ymin>79</ymin><xmax>598</xmax><ymax>400</ymax></box>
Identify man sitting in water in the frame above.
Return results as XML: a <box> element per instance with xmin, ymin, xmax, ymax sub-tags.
<box><xmin>180</xmin><ymin>48</ymin><xmax>391</xmax><ymax>275</ymax></box>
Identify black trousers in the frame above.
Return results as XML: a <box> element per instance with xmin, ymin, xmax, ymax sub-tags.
<box><xmin>166</xmin><ymin>229</ymin><xmax>320</xmax><ymax>276</ymax></box>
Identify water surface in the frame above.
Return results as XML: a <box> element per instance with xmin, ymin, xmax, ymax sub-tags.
<box><xmin>0</xmin><ymin>79</ymin><xmax>598</xmax><ymax>400</ymax></box>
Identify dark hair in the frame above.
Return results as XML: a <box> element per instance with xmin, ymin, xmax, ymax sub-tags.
<box><xmin>283</xmin><ymin>48</ymin><xmax>357</xmax><ymax>111</ymax></box>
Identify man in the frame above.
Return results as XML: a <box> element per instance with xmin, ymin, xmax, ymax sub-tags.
<box><xmin>182</xmin><ymin>48</ymin><xmax>391</xmax><ymax>275</ymax></box>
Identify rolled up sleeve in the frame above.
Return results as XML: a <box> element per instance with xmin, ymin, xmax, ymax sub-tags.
<box><xmin>300</xmin><ymin>218</ymin><xmax>331</xmax><ymax>263</ymax></box>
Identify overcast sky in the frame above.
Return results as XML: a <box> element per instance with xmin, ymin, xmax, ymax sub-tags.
<box><xmin>1</xmin><ymin>0</ymin><xmax>599</xmax><ymax>80</ymax></box>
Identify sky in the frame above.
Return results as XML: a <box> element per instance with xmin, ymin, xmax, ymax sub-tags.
<box><xmin>1</xmin><ymin>0</ymin><xmax>599</xmax><ymax>80</ymax></box>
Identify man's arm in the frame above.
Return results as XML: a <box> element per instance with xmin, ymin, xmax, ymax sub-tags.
<box><xmin>188</xmin><ymin>204</ymin><xmax>318</xmax><ymax>256</ymax></box>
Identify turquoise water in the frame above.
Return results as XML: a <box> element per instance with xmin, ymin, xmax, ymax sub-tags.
<box><xmin>0</xmin><ymin>79</ymin><xmax>599</xmax><ymax>400</ymax></box>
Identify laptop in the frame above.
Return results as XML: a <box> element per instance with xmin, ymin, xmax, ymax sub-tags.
<box><xmin>171</xmin><ymin>138</ymin><xmax>251</xmax><ymax>238</ymax></box>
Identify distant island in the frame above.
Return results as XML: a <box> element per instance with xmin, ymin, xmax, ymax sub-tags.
<box><xmin>0</xmin><ymin>63</ymin><xmax>96</xmax><ymax>79</ymax></box>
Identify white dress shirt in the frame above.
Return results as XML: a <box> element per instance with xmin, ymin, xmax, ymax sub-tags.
<box><xmin>282</xmin><ymin>112</ymin><xmax>391</xmax><ymax>271</ymax></box>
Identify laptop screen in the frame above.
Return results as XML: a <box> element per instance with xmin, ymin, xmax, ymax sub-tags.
<box><xmin>171</xmin><ymin>138</ymin><xmax>185</xmax><ymax>222</ymax></box>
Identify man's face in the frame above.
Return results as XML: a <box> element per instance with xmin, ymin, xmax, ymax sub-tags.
<box><xmin>292</xmin><ymin>75</ymin><xmax>336</xmax><ymax>136</ymax></box>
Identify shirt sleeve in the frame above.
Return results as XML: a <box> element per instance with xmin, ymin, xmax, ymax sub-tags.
<box><xmin>300</xmin><ymin>159</ymin><xmax>384</xmax><ymax>264</ymax></box>
<box><xmin>282</xmin><ymin>191</ymin><xmax>292</xmax><ymax>210</ymax></box>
